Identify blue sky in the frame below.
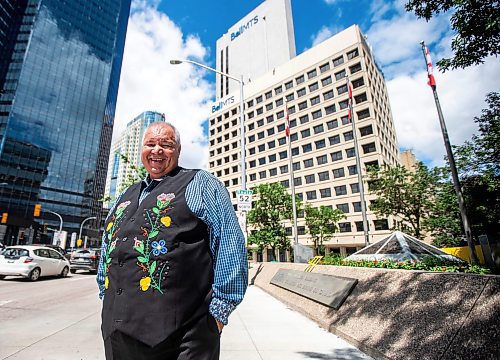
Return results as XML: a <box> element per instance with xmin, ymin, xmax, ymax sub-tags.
<box><xmin>113</xmin><ymin>0</ymin><xmax>500</xmax><ymax>169</ymax></box>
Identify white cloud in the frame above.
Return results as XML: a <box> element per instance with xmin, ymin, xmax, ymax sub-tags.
<box><xmin>387</xmin><ymin>57</ymin><xmax>500</xmax><ymax>167</ymax></box>
<box><xmin>114</xmin><ymin>2</ymin><xmax>213</xmax><ymax>170</ymax></box>
<box><xmin>310</xmin><ymin>26</ymin><xmax>334</xmax><ymax>47</ymax></box>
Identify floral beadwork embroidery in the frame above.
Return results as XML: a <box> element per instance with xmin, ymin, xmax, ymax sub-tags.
<box><xmin>103</xmin><ymin>201</ymin><xmax>131</xmax><ymax>289</ymax></box>
<box><xmin>133</xmin><ymin>193</ymin><xmax>175</xmax><ymax>294</ymax></box>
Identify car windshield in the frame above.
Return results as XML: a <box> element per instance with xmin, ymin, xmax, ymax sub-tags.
<box><xmin>4</xmin><ymin>248</ymin><xmax>29</xmax><ymax>259</ymax></box>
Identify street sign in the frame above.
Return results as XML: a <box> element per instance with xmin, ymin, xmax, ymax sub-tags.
<box><xmin>236</xmin><ymin>189</ymin><xmax>253</xmax><ymax>211</ymax></box>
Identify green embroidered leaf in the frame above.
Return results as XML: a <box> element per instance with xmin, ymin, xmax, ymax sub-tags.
<box><xmin>109</xmin><ymin>245</ymin><xmax>115</xmax><ymax>253</ymax></box>
<box><xmin>152</xmin><ymin>207</ymin><xmax>160</xmax><ymax>215</ymax></box>
<box><xmin>137</xmin><ymin>256</ymin><xmax>148</xmax><ymax>263</ymax></box>
<box><xmin>148</xmin><ymin>230</ymin><xmax>159</xmax><ymax>238</ymax></box>
<box><xmin>133</xmin><ymin>245</ymin><xmax>144</xmax><ymax>254</ymax></box>
<box><xmin>150</xmin><ymin>261</ymin><xmax>157</xmax><ymax>274</ymax></box>
<box><xmin>106</xmin><ymin>257</ymin><xmax>112</xmax><ymax>264</ymax></box>
<box><xmin>107</xmin><ymin>233</ymin><xmax>112</xmax><ymax>241</ymax></box>
<box><xmin>156</xmin><ymin>200</ymin><xmax>162</xmax><ymax>208</ymax></box>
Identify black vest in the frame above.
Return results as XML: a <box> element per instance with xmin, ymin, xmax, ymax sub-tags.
<box><xmin>101</xmin><ymin>168</ymin><xmax>212</xmax><ymax>347</ymax></box>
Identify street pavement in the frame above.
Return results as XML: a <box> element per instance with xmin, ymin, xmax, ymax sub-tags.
<box><xmin>0</xmin><ymin>274</ymin><xmax>370</xmax><ymax>359</ymax></box>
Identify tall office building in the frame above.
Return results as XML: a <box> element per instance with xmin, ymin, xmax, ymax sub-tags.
<box><xmin>209</xmin><ymin>25</ymin><xmax>400</xmax><ymax>258</ymax></box>
<box><xmin>216</xmin><ymin>0</ymin><xmax>295</xmax><ymax>99</ymax></box>
<box><xmin>104</xmin><ymin>111</ymin><xmax>166</xmax><ymax>205</ymax></box>
<box><xmin>0</xmin><ymin>0</ymin><xmax>131</xmax><ymax>245</ymax></box>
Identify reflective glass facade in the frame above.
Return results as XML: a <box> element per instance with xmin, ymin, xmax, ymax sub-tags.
<box><xmin>0</xmin><ymin>0</ymin><xmax>131</xmax><ymax>245</ymax></box>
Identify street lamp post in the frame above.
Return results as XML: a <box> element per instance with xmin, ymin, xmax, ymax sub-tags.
<box><xmin>170</xmin><ymin>59</ymin><xmax>248</xmax><ymax>230</ymax></box>
<box><xmin>79</xmin><ymin>216</ymin><xmax>97</xmax><ymax>248</ymax></box>
<box><xmin>45</xmin><ymin>210</ymin><xmax>63</xmax><ymax>245</ymax></box>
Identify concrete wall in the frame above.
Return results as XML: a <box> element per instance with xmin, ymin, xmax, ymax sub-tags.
<box><xmin>249</xmin><ymin>262</ymin><xmax>499</xmax><ymax>360</ymax></box>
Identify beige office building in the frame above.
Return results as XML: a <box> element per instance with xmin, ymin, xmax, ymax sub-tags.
<box><xmin>209</xmin><ymin>25</ymin><xmax>400</xmax><ymax>258</ymax></box>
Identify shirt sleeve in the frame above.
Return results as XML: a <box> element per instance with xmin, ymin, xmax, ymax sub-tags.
<box><xmin>96</xmin><ymin>190</ymin><xmax>126</xmax><ymax>299</ymax></box>
<box><xmin>186</xmin><ymin>170</ymin><xmax>248</xmax><ymax>325</ymax></box>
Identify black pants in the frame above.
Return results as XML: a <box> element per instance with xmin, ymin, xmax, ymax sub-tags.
<box><xmin>104</xmin><ymin>313</ymin><xmax>220</xmax><ymax>360</ymax></box>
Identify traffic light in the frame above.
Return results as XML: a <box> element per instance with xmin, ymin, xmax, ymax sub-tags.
<box><xmin>43</xmin><ymin>224</ymin><xmax>48</xmax><ymax>233</ymax></box>
<box><xmin>34</xmin><ymin>204</ymin><xmax>41</xmax><ymax>217</ymax></box>
<box><xmin>1</xmin><ymin>212</ymin><xmax>7</xmax><ymax>224</ymax></box>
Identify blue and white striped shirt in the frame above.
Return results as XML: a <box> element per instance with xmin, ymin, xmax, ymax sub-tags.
<box><xmin>96</xmin><ymin>169</ymin><xmax>248</xmax><ymax>325</ymax></box>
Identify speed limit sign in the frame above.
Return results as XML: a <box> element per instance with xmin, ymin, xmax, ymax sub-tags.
<box><xmin>236</xmin><ymin>189</ymin><xmax>253</xmax><ymax>211</ymax></box>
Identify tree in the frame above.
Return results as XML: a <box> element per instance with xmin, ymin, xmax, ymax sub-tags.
<box><xmin>405</xmin><ymin>0</ymin><xmax>500</xmax><ymax>71</ymax></box>
<box><xmin>247</xmin><ymin>183</ymin><xmax>299</xmax><ymax>261</ymax></box>
<box><xmin>304</xmin><ymin>205</ymin><xmax>345</xmax><ymax>256</ymax></box>
<box><xmin>367</xmin><ymin>162</ymin><xmax>438</xmax><ymax>238</ymax></box>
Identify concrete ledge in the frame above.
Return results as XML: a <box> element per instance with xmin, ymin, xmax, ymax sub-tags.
<box><xmin>249</xmin><ymin>262</ymin><xmax>500</xmax><ymax>360</ymax></box>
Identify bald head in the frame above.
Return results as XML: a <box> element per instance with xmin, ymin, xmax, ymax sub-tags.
<box><xmin>141</xmin><ymin>122</ymin><xmax>181</xmax><ymax>179</ymax></box>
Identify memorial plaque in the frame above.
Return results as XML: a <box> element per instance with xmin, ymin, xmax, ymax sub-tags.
<box><xmin>270</xmin><ymin>269</ymin><xmax>357</xmax><ymax>309</ymax></box>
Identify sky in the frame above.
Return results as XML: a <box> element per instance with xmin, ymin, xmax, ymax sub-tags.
<box><xmin>113</xmin><ymin>0</ymin><xmax>500</xmax><ymax>169</ymax></box>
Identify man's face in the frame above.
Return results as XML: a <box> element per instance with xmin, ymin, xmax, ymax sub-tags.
<box><xmin>141</xmin><ymin>125</ymin><xmax>180</xmax><ymax>179</ymax></box>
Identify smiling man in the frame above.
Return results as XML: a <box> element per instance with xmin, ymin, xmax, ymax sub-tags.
<box><xmin>97</xmin><ymin>122</ymin><xmax>248</xmax><ymax>360</ymax></box>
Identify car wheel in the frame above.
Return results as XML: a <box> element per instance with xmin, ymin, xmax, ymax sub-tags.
<box><xmin>29</xmin><ymin>268</ymin><xmax>41</xmax><ymax>281</ymax></box>
<box><xmin>70</xmin><ymin>269</ymin><xmax>77</xmax><ymax>274</ymax></box>
<box><xmin>60</xmin><ymin>266</ymin><xmax>69</xmax><ymax>277</ymax></box>
<box><xmin>0</xmin><ymin>275</ymin><xmax>5</xmax><ymax>280</ymax></box>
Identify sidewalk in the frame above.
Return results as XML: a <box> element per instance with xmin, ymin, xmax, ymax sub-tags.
<box><xmin>221</xmin><ymin>285</ymin><xmax>371</xmax><ymax>360</ymax></box>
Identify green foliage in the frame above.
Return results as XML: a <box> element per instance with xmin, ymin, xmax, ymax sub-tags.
<box><xmin>247</xmin><ymin>183</ymin><xmax>300</xmax><ymax>260</ymax></box>
<box><xmin>405</xmin><ymin>0</ymin><xmax>500</xmax><ymax>71</ymax></box>
<box><xmin>367</xmin><ymin>162</ymin><xmax>437</xmax><ymax>237</ymax></box>
<box><xmin>304</xmin><ymin>205</ymin><xmax>345</xmax><ymax>256</ymax></box>
<box><xmin>321</xmin><ymin>254</ymin><xmax>491</xmax><ymax>274</ymax></box>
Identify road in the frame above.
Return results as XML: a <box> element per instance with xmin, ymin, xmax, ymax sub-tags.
<box><xmin>0</xmin><ymin>273</ymin><xmax>103</xmax><ymax>359</ymax></box>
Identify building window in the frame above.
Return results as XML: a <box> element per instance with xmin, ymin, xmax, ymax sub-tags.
<box><xmin>343</xmin><ymin>131</ymin><xmax>354</xmax><ymax>141</ymax></box>
<box><xmin>323</xmin><ymin>90</ymin><xmax>334</xmax><ymax>100</ymax></box>
<box><xmin>325</xmin><ymin>104</ymin><xmax>336</xmax><ymax>115</ymax></box>
<box><xmin>316</xmin><ymin>154</ymin><xmax>327</xmax><ymax>164</ymax></box>
<box><xmin>353</xmin><ymin>202</ymin><xmax>362</xmax><ymax>212</ymax></box>
<box><xmin>268</xmin><ymin>154</ymin><xmax>276</xmax><ymax>162</ymax></box>
<box><xmin>339</xmin><ymin>222</ymin><xmax>352</xmax><ymax>232</ymax></box>
<box><xmin>291</xmin><ymin>146</ymin><xmax>299</xmax><ymax>156</ymax></box>
<box><xmin>307</xmin><ymin>69</ymin><xmax>317</xmax><ymax>79</ymax></box>
<box><xmin>341</xmin><ymin>115</ymin><xmax>351</xmax><ymax>125</ymax></box>
<box><xmin>298</xmin><ymin>226</ymin><xmax>306</xmax><ymax>235</ymax></box>
<box><xmin>312</xmin><ymin>110</ymin><xmax>322</xmax><ymax>119</ymax></box>
<box><xmin>256</xmin><ymin>95</ymin><xmax>263</xmax><ymax>103</ymax></box>
<box><xmin>280</xmin><ymin>165</ymin><xmax>289</xmax><ymax>174</ymax></box>
<box><xmin>309</xmin><ymin>82</ymin><xmax>319</xmax><ymax>92</ymax></box>
<box><xmin>258</xmin><ymin>144</ymin><xmax>265</xmax><ymax>152</ymax></box>
<box><xmin>301</xmin><ymin>129</ymin><xmax>311</xmax><ymax>138</ymax></box>
<box><xmin>285</xmin><ymin>80</ymin><xmax>293</xmax><ymax>89</ymax></box>
<box><xmin>275</xmin><ymin>86</ymin><xmax>283</xmax><ymax>95</ymax></box>
<box><xmin>299</xmin><ymin>115</ymin><xmax>309</xmax><ymax>124</ymax></box>
<box><xmin>286</xmin><ymin>93</ymin><xmax>294</xmax><ymax>102</ymax></box>
<box><xmin>257</xmin><ymin>119</ymin><xmax>264</xmax><ymax>127</ymax></box>
<box><xmin>249</xmin><ymin>135</ymin><xmax>255</xmax><ymax>143</ymax></box>
<box><xmin>306</xmin><ymin>190</ymin><xmax>317</xmax><ymax>200</ymax></box>
<box><xmin>331</xmin><ymin>151</ymin><xmax>343</xmax><ymax>161</ymax></box>
<box><xmin>297</xmin><ymin>193</ymin><xmax>303</xmax><ymax>201</ymax></box>
<box><xmin>354</xmin><ymin>93</ymin><xmax>368</xmax><ymax>104</ymax></box>
<box><xmin>293</xmin><ymin>162</ymin><xmax>301</xmax><ymax>171</ymax></box>
<box><xmin>303</xmin><ymin>158</ymin><xmax>314</xmax><ymax>168</ymax></box>
<box><xmin>259</xmin><ymin>170</ymin><xmax>267</xmax><ymax>179</ymax></box>
<box><xmin>281</xmin><ymin>179</ymin><xmax>289</xmax><ymax>188</ymax></box>
<box><xmin>298</xmin><ymin>101</ymin><xmax>308</xmax><ymax>110</ymax></box>
<box><xmin>352</xmin><ymin>77</ymin><xmax>365</xmax><ymax>89</ymax></box>
<box><xmin>362</xmin><ymin>142</ymin><xmax>376</xmax><ymax>154</ymax></box>
<box><xmin>313</xmin><ymin>124</ymin><xmax>324</xmax><ymax>134</ymax></box>
<box><xmin>374</xmin><ymin>219</ymin><xmax>389</xmax><ymax>230</ymax></box>
<box><xmin>359</xmin><ymin>124</ymin><xmax>373</xmax><ymax>136</ymax></box>
<box><xmin>267</xmin><ymin>115</ymin><xmax>274</xmax><ymax>123</ymax></box>
<box><xmin>247</xmin><ymin>99</ymin><xmax>254</xmax><ymax>108</ymax></box>
<box><xmin>318</xmin><ymin>171</ymin><xmax>329</xmax><ymax>181</ymax></box>
<box><xmin>335</xmin><ymin>185</ymin><xmax>347</xmax><ymax>196</ymax></box>
<box><xmin>321</xmin><ymin>76</ymin><xmax>332</xmax><ymax>86</ymax></box>
<box><xmin>250</xmin><ymin>173</ymin><xmax>256</xmax><ymax>181</ymax></box>
<box><xmin>257</xmin><ymin>131</ymin><xmax>265</xmax><ymax>139</ymax></box>
<box><xmin>305</xmin><ymin>174</ymin><xmax>315</xmax><ymax>184</ymax></box>
<box><xmin>269</xmin><ymin>168</ymin><xmax>277</xmax><ymax>176</ymax></box>
<box><xmin>266</xmin><ymin>102</ymin><xmax>273</xmax><ymax>111</ymax></box>
<box><xmin>357</xmin><ymin>108</ymin><xmax>370</xmax><ymax>120</ymax></box>
<box><xmin>279</xmin><ymin>150</ymin><xmax>287</xmax><ymax>159</ymax></box>
<box><xmin>327</xmin><ymin>119</ymin><xmax>339</xmax><ymax>129</ymax></box>
<box><xmin>355</xmin><ymin>221</ymin><xmax>365</xmax><ymax>232</ymax></box>
<box><xmin>350</xmin><ymin>63</ymin><xmax>362</xmax><ymax>74</ymax></box>
<box><xmin>302</xmin><ymin>143</ymin><xmax>312</xmax><ymax>153</ymax></box>
<box><xmin>337</xmin><ymin>84</ymin><xmax>348</xmax><ymax>95</ymax></box>
<box><xmin>346</xmin><ymin>147</ymin><xmax>356</xmax><ymax>158</ymax></box>
<box><xmin>333</xmin><ymin>56</ymin><xmax>344</xmax><ymax>67</ymax></box>
<box><xmin>335</xmin><ymin>69</ymin><xmax>346</xmax><ymax>80</ymax></box>
<box><xmin>278</xmin><ymin>137</ymin><xmax>287</xmax><ymax>145</ymax></box>
<box><xmin>290</xmin><ymin>133</ymin><xmax>299</xmax><ymax>142</ymax></box>
<box><xmin>320</xmin><ymin>188</ymin><xmax>331</xmax><ymax>198</ymax></box>
<box><xmin>294</xmin><ymin>177</ymin><xmax>302</xmax><ymax>186</ymax></box>
<box><xmin>339</xmin><ymin>100</ymin><xmax>349</xmax><ymax>109</ymax></box>
<box><xmin>315</xmin><ymin>141</ymin><xmax>326</xmax><ymax>151</ymax></box>
<box><xmin>320</xmin><ymin>62</ymin><xmax>330</xmax><ymax>73</ymax></box>
<box><xmin>249</xmin><ymin>160</ymin><xmax>256</xmax><ymax>168</ymax></box>
<box><xmin>258</xmin><ymin>157</ymin><xmax>266</xmax><ymax>165</ymax></box>
<box><xmin>329</xmin><ymin>135</ymin><xmax>340</xmax><ymax>145</ymax></box>
<box><xmin>256</xmin><ymin>107</ymin><xmax>263</xmax><ymax>115</ymax></box>
<box><xmin>276</xmin><ymin>98</ymin><xmax>284</xmax><ymax>107</ymax></box>
<box><xmin>347</xmin><ymin>48</ymin><xmax>359</xmax><ymax>60</ymax></box>
<box><xmin>350</xmin><ymin>183</ymin><xmax>360</xmax><ymax>193</ymax></box>
<box><xmin>296</xmin><ymin>75</ymin><xmax>305</xmax><ymax>84</ymax></box>
<box><xmin>265</xmin><ymin>91</ymin><xmax>272</xmax><ymax>99</ymax></box>
<box><xmin>267</xmin><ymin>128</ymin><xmax>275</xmax><ymax>136</ymax></box>
<box><xmin>348</xmin><ymin>165</ymin><xmax>358</xmax><ymax>175</ymax></box>
<box><xmin>268</xmin><ymin>140</ymin><xmax>276</xmax><ymax>149</ymax></box>
<box><xmin>333</xmin><ymin>167</ymin><xmax>345</xmax><ymax>178</ymax></box>
<box><xmin>249</xmin><ymin>147</ymin><xmax>256</xmax><ymax>155</ymax></box>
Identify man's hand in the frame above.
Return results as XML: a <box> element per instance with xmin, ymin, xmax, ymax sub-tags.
<box><xmin>216</xmin><ymin>319</ymin><xmax>224</xmax><ymax>334</ymax></box>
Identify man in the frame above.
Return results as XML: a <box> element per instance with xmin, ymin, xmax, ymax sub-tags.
<box><xmin>97</xmin><ymin>122</ymin><xmax>248</xmax><ymax>359</ymax></box>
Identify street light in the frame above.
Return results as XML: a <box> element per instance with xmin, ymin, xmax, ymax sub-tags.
<box><xmin>169</xmin><ymin>59</ymin><xmax>246</xmax><ymax>191</ymax></box>
<box><xmin>79</xmin><ymin>216</ymin><xmax>97</xmax><ymax>248</ymax></box>
<box><xmin>45</xmin><ymin>210</ymin><xmax>63</xmax><ymax>245</ymax></box>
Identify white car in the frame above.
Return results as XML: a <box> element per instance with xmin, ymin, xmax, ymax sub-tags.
<box><xmin>0</xmin><ymin>245</ymin><xmax>71</xmax><ymax>281</ymax></box>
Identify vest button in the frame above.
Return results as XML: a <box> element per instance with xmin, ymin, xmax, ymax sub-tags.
<box><xmin>119</xmin><ymin>261</ymin><xmax>124</xmax><ymax>267</ymax></box>
<box><xmin>122</xmin><ymin>237</ymin><xmax>127</xmax><ymax>242</ymax></box>
<box><xmin>116</xmin><ymin>288</ymin><xmax>123</xmax><ymax>295</ymax></box>
<box><xmin>130</xmin><ymin>217</ymin><xmax>135</xmax><ymax>221</ymax></box>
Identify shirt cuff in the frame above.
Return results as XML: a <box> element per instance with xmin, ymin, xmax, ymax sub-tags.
<box><xmin>209</xmin><ymin>297</ymin><xmax>236</xmax><ymax>325</ymax></box>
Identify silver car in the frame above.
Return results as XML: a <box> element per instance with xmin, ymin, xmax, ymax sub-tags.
<box><xmin>0</xmin><ymin>245</ymin><xmax>71</xmax><ymax>281</ymax></box>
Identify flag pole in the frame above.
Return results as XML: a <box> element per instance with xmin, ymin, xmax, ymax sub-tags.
<box><xmin>346</xmin><ymin>75</ymin><xmax>370</xmax><ymax>247</ymax></box>
<box><xmin>420</xmin><ymin>41</ymin><xmax>478</xmax><ymax>264</ymax></box>
<box><xmin>285</xmin><ymin>102</ymin><xmax>299</xmax><ymax>248</ymax></box>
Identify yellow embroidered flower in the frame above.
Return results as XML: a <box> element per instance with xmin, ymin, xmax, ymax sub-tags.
<box><xmin>106</xmin><ymin>222</ymin><xmax>113</xmax><ymax>231</ymax></box>
<box><xmin>140</xmin><ymin>277</ymin><xmax>151</xmax><ymax>291</ymax></box>
<box><xmin>160</xmin><ymin>216</ymin><xmax>171</xmax><ymax>227</ymax></box>
<box><xmin>104</xmin><ymin>276</ymin><xmax>109</xmax><ymax>289</ymax></box>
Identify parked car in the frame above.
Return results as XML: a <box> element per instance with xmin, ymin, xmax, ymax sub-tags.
<box><xmin>69</xmin><ymin>248</ymin><xmax>100</xmax><ymax>274</ymax></box>
<box><xmin>32</xmin><ymin>244</ymin><xmax>67</xmax><ymax>258</ymax></box>
<box><xmin>0</xmin><ymin>245</ymin><xmax>70</xmax><ymax>281</ymax></box>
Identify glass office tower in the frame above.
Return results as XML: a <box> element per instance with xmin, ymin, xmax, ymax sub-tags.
<box><xmin>0</xmin><ymin>0</ymin><xmax>131</xmax><ymax>245</ymax></box>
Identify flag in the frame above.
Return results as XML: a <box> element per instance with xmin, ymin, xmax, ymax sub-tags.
<box><xmin>285</xmin><ymin>102</ymin><xmax>290</xmax><ymax>137</ymax></box>
<box><xmin>347</xmin><ymin>82</ymin><xmax>353</xmax><ymax>120</ymax></box>
<box><xmin>424</xmin><ymin>45</ymin><xmax>436</xmax><ymax>89</ymax></box>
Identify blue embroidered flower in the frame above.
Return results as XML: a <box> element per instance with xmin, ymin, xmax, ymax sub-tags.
<box><xmin>151</xmin><ymin>239</ymin><xmax>167</xmax><ymax>256</ymax></box>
